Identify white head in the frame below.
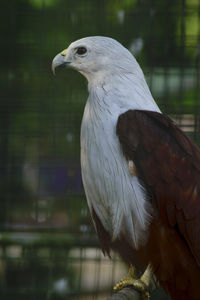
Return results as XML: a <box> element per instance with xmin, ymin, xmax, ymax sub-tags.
<box><xmin>52</xmin><ymin>36</ymin><xmax>160</xmax><ymax>112</ymax></box>
<box><xmin>52</xmin><ymin>36</ymin><xmax>144</xmax><ymax>84</ymax></box>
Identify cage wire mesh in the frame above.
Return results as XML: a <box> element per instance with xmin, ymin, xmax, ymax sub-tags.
<box><xmin>0</xmin><ymin>0</ymin><xmax>200</xmax><ymax>299</ymax></box>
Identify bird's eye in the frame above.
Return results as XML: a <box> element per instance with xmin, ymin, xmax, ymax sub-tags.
<box><xmin>76</xmin><ymin>47</ymin><xmax>87</xmax><ymax>55</ymax></box>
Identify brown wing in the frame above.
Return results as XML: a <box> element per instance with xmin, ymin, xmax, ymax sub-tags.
<box><xmin>116</xmin><ymin>109</ymin><xmax>200</xmax><ymax>265</ymax></box>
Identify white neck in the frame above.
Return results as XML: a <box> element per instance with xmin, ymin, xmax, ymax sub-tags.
<box><xmin>81</xmin><ymin>68</ymin><xmax>158</xmax><ymax>248</ymax></box>
<box><xmin>86</xmin><ymin>68</ymin><xmax>161</xmax><ymax>114</ymax></box>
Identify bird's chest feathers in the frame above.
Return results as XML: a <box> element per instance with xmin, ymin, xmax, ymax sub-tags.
<box><xmin>81</xmin><ymin>100</ymin><xmax>118</xmax><ymax>179</ymax></box>
<box><xmin>81</xmin><ymin>97</ymin><xmax>151</xmax><ymax>248</ymax></box>
<box><xmin>81</xmin><ymin>100</ymin><xmax>120</xmax><ymax>208</ymax></box>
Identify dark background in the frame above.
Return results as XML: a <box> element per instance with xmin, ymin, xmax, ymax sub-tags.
<box><xmin>0</xmin><ymin>0</ymin><xmax>200</xmax><ymax>299</ymax></box>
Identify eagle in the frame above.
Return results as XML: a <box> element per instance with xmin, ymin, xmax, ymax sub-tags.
<box><xmin>52</xmin><ymin>36</ymin><xmax>200</xmax><ymax>300</ymax></box>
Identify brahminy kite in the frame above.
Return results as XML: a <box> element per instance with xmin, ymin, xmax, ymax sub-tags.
<box><xmin>52</xmin><ymin>36</ymin><xmax>200</xmax><ymax>300</ymax></box>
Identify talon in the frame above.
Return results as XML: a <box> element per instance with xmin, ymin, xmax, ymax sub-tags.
<box><xmin>113</xmin><ymin>264</ymin><xmax>136</xmax><ymax>292</ymax></box>
<box><xmin>142</xmin><ymin>291</ymin><xmax>150</xmax><ymax>300</ymax></box>
<box><xmin>113</xmin><ymin>264</ymin><xmax>153</xmax><ymax>300</ymax></box>
<box><xmin>132</xmin><ymin>279</ymin><xmax>150</xmax><ymax>300</ymax></box>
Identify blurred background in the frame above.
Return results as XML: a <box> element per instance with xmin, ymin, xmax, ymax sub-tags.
<box><xmin>0</xmin><ymin>0</ymin><xmax>200</xmax><ymax>299</ymax></box>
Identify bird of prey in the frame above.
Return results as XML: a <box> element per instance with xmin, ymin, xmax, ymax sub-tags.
<box><xmin>52</xmin><ymin>36</ymin><xmax>200</xmax><ymax>300</ymax></box>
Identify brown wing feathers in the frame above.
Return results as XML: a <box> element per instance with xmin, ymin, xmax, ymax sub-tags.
<box><xmin>116</xmin><ymin>110</ymin><xmax>200</xmax><ymax>265</ymax></box>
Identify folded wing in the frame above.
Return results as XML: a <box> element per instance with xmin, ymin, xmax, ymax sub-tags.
<box><xmin>116</xmin><ymin>109</ymin><xmax>200</xmax><ymax>265</ymax></box>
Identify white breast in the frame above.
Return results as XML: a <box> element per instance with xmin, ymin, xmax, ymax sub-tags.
<box><xmin>80</xmin><ymin>90</ymin><xmax>152</xmax><ymax>249</ymax></box>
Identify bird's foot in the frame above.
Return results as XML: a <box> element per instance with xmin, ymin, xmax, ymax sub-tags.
<box><xmin>113</xmin><ymin>264</ymin><xmax>152</xmax><ymax>300</ymax></box>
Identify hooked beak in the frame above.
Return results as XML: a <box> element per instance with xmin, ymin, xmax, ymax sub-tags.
<box><xmin>51</xmin><ymin>49</ymin><xmax>71</xmax><ymax>75</ymax></box>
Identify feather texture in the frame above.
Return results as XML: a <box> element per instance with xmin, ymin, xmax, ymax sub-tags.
<box><xmin>81</xmin><ymin>91</ymin><xmax>153</xmax><ymax>249</ymax></box>
<box><xmin>116</xmin><ymin>109</ymin><xmax>200</xmax><ymax>299</ymax></box>
<box><xmin>117</xmin><ymin>109</ymin><xmax>200</xmax><ymax>264</ymax></box>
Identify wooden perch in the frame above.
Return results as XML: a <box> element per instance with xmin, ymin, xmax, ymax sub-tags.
<box><xmin>107</xmin><ymin>286</ymin><xmax>143</xmax><ymax>300</ymax></box>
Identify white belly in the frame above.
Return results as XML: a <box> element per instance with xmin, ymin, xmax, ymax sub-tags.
<box><xmin>80</xmin><ymin>100</ymin><xmax>151</xmax><ymax>248</ymax></box>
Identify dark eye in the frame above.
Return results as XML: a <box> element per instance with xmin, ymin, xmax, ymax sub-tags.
<box><xmin>76</xmin><ymin>47</ymin><xmax>87</xmax><ymax>55</ymax></box>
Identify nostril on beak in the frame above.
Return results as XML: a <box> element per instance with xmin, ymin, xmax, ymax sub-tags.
<box><xmin>61</xmin><ymin>49</ymin><xmax>67</xmax><ymax>57</ymax></box>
